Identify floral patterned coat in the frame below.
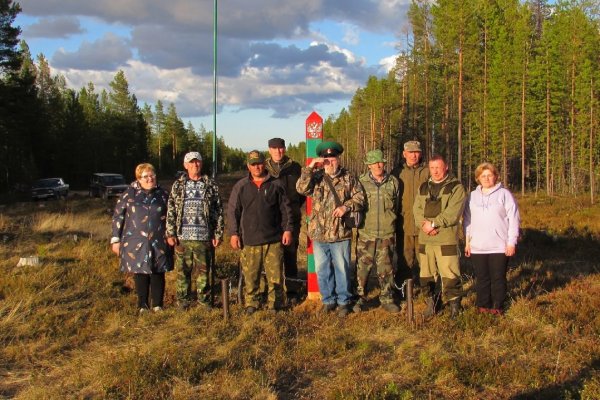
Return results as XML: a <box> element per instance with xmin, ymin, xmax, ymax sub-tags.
<box><xmin>111</xmin><ymin>181</ymin><xmax>173</xmax><ymax>274</ymax></box>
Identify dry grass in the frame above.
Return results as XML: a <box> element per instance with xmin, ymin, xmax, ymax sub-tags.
<box><xmin>0</xmin><ymin>194</ymin><xmax>599</xmax><ymax>399</ymax></box>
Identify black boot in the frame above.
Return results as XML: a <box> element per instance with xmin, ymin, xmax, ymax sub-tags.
<box><xmin>424</xmin><ymin>297</ymin><xmax>436</xmax><ymax>318</ymax></box>
<box><xmin>450</xmin><ymin>299</ymin><xmax>462</xmax><ymax>319</ymax></box>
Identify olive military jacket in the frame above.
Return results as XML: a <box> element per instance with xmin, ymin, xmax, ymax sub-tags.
<box><xmin>296</xmin><ymin>166</ymin><xmax>365</xmax><ymax>243</ymax></box>
<box><xmin>413</xmin><ymin>175</ymin><xmax>466</xmax><ymax>246</ymax></box>
<box><xmin>392</xmin><ymin>162</ymin><xmax>429</xmax><ymax>236</ymax></box>
<box><xmin>357</xmin><ymin>172</ymin><xmax>400</xmax><ymax>241</ymax></box>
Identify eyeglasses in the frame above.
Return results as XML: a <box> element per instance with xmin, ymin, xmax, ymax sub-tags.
<box><xmin>140</xmin><ymin>174</ymin><xmax>156</xmax><ymax>180</ymax></box>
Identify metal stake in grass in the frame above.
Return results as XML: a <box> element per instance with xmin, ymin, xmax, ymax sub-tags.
<box><xmin>406</xmin><ymin>279</ymin><xmax>414</xmax><ymax>326</ymax></box>
<box><xmin>221</xmin><ymin>278</ymin><xmax>230</xmax><ymax>321</ymax></box>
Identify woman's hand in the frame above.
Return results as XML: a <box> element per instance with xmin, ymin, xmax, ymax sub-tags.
<box><xmin>464</xmin><ymin>244</ymin><xmax>471</xmax><ymax>258</ymax></box>
<box><xmin>111</xmin><ymin>242</ymin><xmax>120</xmax><ymax>255</ymax></box>
<box><xmin>505</xmin><ymin>245</ymin><xmax>515</xmax><ymax>257</ymax></box>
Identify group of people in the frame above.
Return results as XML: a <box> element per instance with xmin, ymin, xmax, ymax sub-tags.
<box><xmin>110</xmin><ymin>137</ymin><xmax>520</xmax><ymax>319</ymax></box>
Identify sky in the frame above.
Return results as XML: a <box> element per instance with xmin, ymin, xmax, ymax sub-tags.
<box><xmin>15</xmin><ymin>0</ymin><xmax>412</xmax><ymax>151</ymax></box>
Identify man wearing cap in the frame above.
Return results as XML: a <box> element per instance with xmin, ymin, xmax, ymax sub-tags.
<box><xmin>227</xmin><ymin>150</ymin><xmax>293</xmax><ymax>314</ymax></box>
<box><xmin>392</xmin><ymin>140</ymin><xmax>429</xmax><ymax>292</ymax></box>
<box><xmin>264</xmin><ymin>138</ymin><xmax>305</xmax><ymax>296</ymax></box>
<box><xmin>166</xmin><ymin>151</ymin><xmax>224</xmax><ymax>310</ymax></box>
<box><xmin>413</xmin><ymin>154</ymin><xmax>466</xmax><ymax>318</ymax></box>
<box><xmin>354</xmin><ymin>149</ymin><xmax>401</xmax><ymax>313</ymax></box>
<box><xmin>296</xmin><ymin>140</ymin><xmax>365</xmax><ymax>317</ymax></box>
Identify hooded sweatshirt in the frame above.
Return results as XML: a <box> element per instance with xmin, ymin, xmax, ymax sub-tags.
<box><xmin>463</xmin><ymin>183</ymin><xmax>520</xmax><ymax>254</ymax></box>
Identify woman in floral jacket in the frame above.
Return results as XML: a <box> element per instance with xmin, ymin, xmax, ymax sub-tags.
<box><xmin>111</xmin><ymin>163</ymin><xmax>172</xmax><ymax>313</ymax></box>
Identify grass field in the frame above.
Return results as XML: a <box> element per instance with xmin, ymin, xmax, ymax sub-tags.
<box><xmin>0</xmin><ymin>191</ymin><xmax>598</xmax><ymax>399</ymax></box>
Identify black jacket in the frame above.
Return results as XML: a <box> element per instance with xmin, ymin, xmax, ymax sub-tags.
<box><xmin>227</xmin><ymin>173</ymin><xmax>293</xmax><ymax>246</ymax></box>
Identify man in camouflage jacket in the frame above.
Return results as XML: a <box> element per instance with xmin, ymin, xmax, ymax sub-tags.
<box><xmin>296</xmin><ymin>141</ymin><xmax>365</xmax><ymax>317</ymax></box>
<box><xmin>354</xmin><ymin>149</ymin><xmax>400</xmax><ymax>313</ymax></box>
<box><xmin>166</xmin><ymin>152</ymin><xmax>224</xmax><ymax>309</ymax></box>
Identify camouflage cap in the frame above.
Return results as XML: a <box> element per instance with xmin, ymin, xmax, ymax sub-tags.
<box><xmin>247</xmin><ymin>150</ymin><xmax>265</xmax><ymax>164</ymax></box>
<box><xmin>364</xmin><ymin>149</ymin><xmax>386</xmax><ymax>164</ymax></box>
<box><xmin>315</xmin><ymin>140</ymin><xmax>344</xmax><ymax>157</ymax></box>
<box><xmin>184</xmin><ymin>151</ymin><xmax>202</xmax><ymax>163</ymax></box>
<box><xmin>403</xmin><ymin>140</ymin><xmax>422</xmax><ymax>152</ymax></box>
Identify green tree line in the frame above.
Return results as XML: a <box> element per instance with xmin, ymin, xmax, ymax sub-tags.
<box><xmin>325</xmin><ymin>0</ymin><xmax>599</xmax><ymax>199</ymax></box>
<box><xmin>0</xmin><ymin>1</ymin><xmax>246</xmax><ymax>192</ymax></box>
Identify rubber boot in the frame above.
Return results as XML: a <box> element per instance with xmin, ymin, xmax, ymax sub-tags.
<box><xmin>450</xmin><ymin>299</ymin><xmax>462</xmax><ymax>319</ymax></box>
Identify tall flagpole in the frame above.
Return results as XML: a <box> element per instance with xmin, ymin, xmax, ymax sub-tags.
<box><xmin>212</xmin><ymin>0</ymin><xmax>218</xmax><ymax>179</ymax></box>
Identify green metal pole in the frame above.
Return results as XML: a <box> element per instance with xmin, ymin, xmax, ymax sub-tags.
<box><xmin>212</xmin><ymin>0</ymin><xmax>217</xmax><ymax>179</ymax></box>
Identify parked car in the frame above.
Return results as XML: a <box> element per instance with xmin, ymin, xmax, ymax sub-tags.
<box><xmin>31</xmin><ymin>178</ymin><xmax>69</xmax><ymax>200</ymax></box>
<box><xmin>89</xmin><ymin>173</ymin><xmax>128</xmax><ymax>199</ymax></box>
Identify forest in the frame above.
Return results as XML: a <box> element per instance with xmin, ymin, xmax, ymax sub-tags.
<box><xmin>327</xmin><ymin>0</ymin><xmax>599</xmax><ymax>198</ymax></box>
<box><xmin>0</xmin><ymin>0</ymin><xmax>599</xmax><ymax>196</ymax></box>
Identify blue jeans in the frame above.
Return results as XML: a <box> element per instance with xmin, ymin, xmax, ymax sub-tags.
<box><xmin>313</xmin><ymin>240</ymin><xmax>353</xmax><ymax>305</ymax></box>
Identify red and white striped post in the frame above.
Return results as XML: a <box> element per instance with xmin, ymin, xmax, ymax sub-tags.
<box><xmin>305</xmin><ymin>111</ymin><xmax>323</xmax><ymax>300</ymax></box>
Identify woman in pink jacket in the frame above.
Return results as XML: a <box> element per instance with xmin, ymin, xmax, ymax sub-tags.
<box><xmin>463</xmin><ymin>163</ymin><xmax>520</xmax><ymax>315</ymax></box>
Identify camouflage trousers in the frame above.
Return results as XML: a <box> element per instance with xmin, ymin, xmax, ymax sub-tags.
<box><xmin>241</xmin><ymin>242</ymin><xmax>286</xmax><ymax>309</ymax></box>
<box><xmin>356</xmin><ymin>236</ymin><xmax>396</xmax><ymax>304</ymax></box>
<box><xmin>174</xmin><ymin>240</ymin><xmax>212</xmax><ymax>303</ymax></box>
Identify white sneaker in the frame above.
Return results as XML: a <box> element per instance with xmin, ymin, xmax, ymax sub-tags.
<box><xmin>152</xmin><ymin>306</ymin><xmax>163</xmax><ymax>312</ymax></box>
<box><xmin>139</xmin><ymin>308</ymin><xmax>148</xmax><ymax>315</ymax></box>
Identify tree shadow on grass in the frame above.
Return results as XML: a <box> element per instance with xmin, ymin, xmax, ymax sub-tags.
<box><xmin>505</xmin><ymin>228</ymin><xmax>600</xmax><ymax>299</ymax></box>
<box><xmin>510</xmin><ymin>357</ymin><xmax>600</xmax><ymax>400</ymax></box>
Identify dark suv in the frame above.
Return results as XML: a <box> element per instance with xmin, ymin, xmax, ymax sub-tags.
<box><xmin>31</xmin><ymin>178</ymin><xmax>69</xmax><ymax>200</ymax></box>
<box><xmin>89</xmin><ymin>173</ymin><xmax>128</xmax><ymax>199</ymax></box>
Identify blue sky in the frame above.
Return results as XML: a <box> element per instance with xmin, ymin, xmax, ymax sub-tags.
<box><xmin>16</xmin><ymin>0</ymin><xmax>412</xmax><ymax>151</ymax></box>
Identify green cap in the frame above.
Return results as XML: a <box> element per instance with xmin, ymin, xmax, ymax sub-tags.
<box><xmin>247</xmin><ymin>150</ymin><xmax>265</xmax><ymax>164</ymax></box>
<box><xmin>315</xmin><ymin>140</ymin><xmax>344</xmax><ymax>157</ymax></box>
<box><xmin>364</xmin><ymin>149</ymin><xmax>386</xmax><ymax>164</ymax></box>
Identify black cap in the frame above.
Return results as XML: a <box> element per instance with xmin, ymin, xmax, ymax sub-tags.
<box><xmin>268</xmin><ymin>138</ymin><xmax>286</xmax><ymax>148</ymax></box>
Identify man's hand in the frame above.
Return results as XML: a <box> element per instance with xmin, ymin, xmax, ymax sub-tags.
<box><xmin>230</xmin><ymin>235</ymin><xmax>242</xmax><ymax>250</ymax></box>
<box><xmin>332</xmin><ymin>205</ymin><xmax>348</xmax><ymax>218</ymax></box>
<box><xmin>111</xmin><ymin>242</ymin><xmax>120</xmax><ymax>255</ymax></box>
<box><xmin>212</xmin><ymin>238</ymin><xmax>221</xmax><ymax>248</ymax></box>
<box><xmin>421</xmin><ymin>220</ymin><xmax>437</xmax><ymax>235</ymax></box>
<box><xmin>282</xmin><ymin>231</ymin><xmax>292</xmax><ymax>246</ymax></box>
<box><xmin>167</xmin><ymin>237</ymin><xmax>178</xmax><ymax>247</ymax></box>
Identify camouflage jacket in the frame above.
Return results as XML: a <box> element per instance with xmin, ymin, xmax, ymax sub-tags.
<box><xmin>357</xmin><ymin>172</ymin><xmax>400</xmax><ymax>241</ymax></box>
<box><xmin>166</xmin><ymin>174</ymin><xmax>224</xmax><ymax>241</ymax></box>
<box><xmin>296</xmin><ymin>166</ymin><xmax>365</xmax><ymax>242</ymax></box>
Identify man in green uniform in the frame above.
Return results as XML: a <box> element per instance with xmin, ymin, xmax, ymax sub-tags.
<box><xmin>413</xmin><ymin>154</ymin><xmax>466</xmax><ymax>318</ymax></box>
<box><xmin>354</xmin><ymin>149</ymin><xmax>401</xmax><ymax>313</ymax></box>
<box><xmin>392</xmin><ymin>140</ymin><xmax>429</xmax><ymax>291</ymax></box>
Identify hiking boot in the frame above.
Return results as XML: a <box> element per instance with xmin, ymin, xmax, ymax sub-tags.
<box><xmin>321</xmin><ymin>303</ymin><xmax>337</xmax><ymax>313</ymax></box>
<box><xmin>382</xmin><ymin>303</ymin><xmax>400</xmax><ymax>313</ymax></box>
<box><xmin>337</xmin><ymin>304</ymin><xmax>351</xmax><ymax>318</ymax></box>
<box><xmin>266</xmin><ymin>308</ymin><xmax>279</xmax><ymax>315</ymax></box>
<box><xmin>352</xmin><ymin>299</ymin><xmax>365</xmax><ymax>313</ymax></box>
<box><xmin>449</xmin><ymin>300</ymin><xmax>462</xmax><ymax>319</ymax></box>
<box><xmin>245</xmin><ymin>306</ymin><xmax>257</xmax><ymax>315</ymax></box>
<box><xmin>423</xmin><ymin>297</ymin><xmax>436</xmax><ymax>319</ymax></box>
